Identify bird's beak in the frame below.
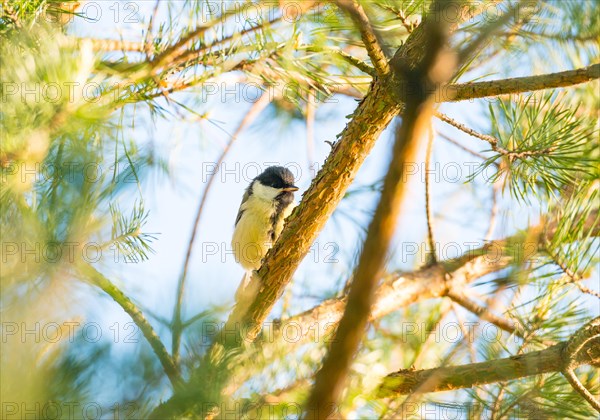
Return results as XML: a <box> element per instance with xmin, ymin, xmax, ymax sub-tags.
<box><xmin>283</xmin><ymin>185</ymin><xmax>299</xmax><ymax>192</ymax></box>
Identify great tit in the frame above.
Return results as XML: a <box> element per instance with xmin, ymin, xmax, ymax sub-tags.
<box><xmin>232</xmin><ymin>166</ymin><xmax>299</xmax><ymax>279</ymax></box>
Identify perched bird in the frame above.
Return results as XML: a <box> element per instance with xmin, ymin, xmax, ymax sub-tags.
<box><xmin>232</xmin><ymin>166</ymin><xmax>298</xmax><ymax>282</ymax></box>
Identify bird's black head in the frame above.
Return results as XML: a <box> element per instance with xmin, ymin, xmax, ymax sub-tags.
<box><xmin>255</xmin><ymin>166</ymin><xmax>298</xmax><ymax>192</ymax></box>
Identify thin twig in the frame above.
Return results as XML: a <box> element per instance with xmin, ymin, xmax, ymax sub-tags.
<box><xmin>485</xmin><ymin>180</ymin><xmax>501</xmax><ymax>241</ymax></box>
<box><xmin>171</xmin><ymin>93</ymin><xmax>274</xmax><ymax>366</ymax></box>
<box><xmin>375</xmin><ymin>3</ymin><xmax>417</xmax><ymax>34</ymax></box>
<box><xmin>437</xmin><ymin>131</ymin><xmax>490</xmax><ymax>162</ymax></box>
<box><xmin>546</xmin><ymin>248</ymin><xmax>600</xmax><ymax>299</ymax></box>
<box><xmin>435</xmin><ymin>112</ymin><xmax>504</xmax><ymax>151</ymax></box>
<box><xmin>445</xmin><ymin>288</ymin><xmax>524</xmax><ymax>338</ymax></box>
<box><xmin>435</xmin><ymin>112</ymin><xmax>557</xmax><ymax>159</ymax></box>
<box><xmin>424</xmin><ymin>125</ymin><xmax>437</xmax><ymax>265</ymax></box>
<box><xmin>336</xmin><ymin>0</ymin><xmax>390</xmax><ymax>77</ymax></box>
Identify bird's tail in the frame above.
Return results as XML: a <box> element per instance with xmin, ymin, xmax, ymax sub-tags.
<box><xmin>234</xmin><ymin>270</ymin><xmax>252</xmax><ymax>303</ymax></box>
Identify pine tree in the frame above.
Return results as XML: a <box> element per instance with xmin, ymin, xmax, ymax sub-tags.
<box><xmin>1</xmin><ymin>1</ymin><xmax>598</xmax><ymax>418</ymax></box>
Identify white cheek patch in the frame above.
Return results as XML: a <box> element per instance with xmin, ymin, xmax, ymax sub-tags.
<box><xmin>252</xmin><ymin>182</ymin><xmax>281</xmax><ymax>201</ymax></box>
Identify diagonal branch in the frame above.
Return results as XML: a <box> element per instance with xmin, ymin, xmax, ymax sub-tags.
<box><xmin>378</xmin><ymin>316</ymin><xmax>600</xmax><ymax>397</ymax></box>
<box><xmin>304</xmin><ymin>1</ymin><xmax>454</xmax><ymax>413</ymax></box>
<box><xmin>336</xmin><ymin>0</ymin><xmax>390</xmax><ymax>77</ymax></box>
<box><xmin>435</xmin><ymin>112</ymin><xmax>501</xmax><ymax>149</ymax></box>
<box><xmin>446</xmin><ymin>288</ymin><xmax>524</xmax><ymax>338</ymax></box>
<box><xmin>80</xmin><ymin>264</ymin><xmax>181</xmax><ymax>388</ymax></box>
<box><xmin>424</xmin><ymin>125</ymin><xmax>437</xmax><ymax>265</ymax></box>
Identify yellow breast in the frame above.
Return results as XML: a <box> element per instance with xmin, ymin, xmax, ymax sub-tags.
<box><xmin>231</xmin><ymin>195</ymin><xmax>294</xmax><ymax>271</ymax></box>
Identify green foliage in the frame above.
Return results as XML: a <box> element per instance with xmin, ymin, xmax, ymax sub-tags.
<box><xmin>475</xmin><ymin>93</ymin><xmax>598</xmax><ymax>204</ymax></box>
<box><xmin>109</xmin><ymin>201</ymin><xmax>157</xmax><ymax>263</ymax></box>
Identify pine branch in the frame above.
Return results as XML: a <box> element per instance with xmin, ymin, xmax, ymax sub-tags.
<box><xmin>222</xmin><ymin>210</ymin><xmax>600</xmax><ymax>396</ymax></box>
<box><xmin>378</xmin><ymin>317</ymin><xmax>600</xmax><ymax>397</ymax></box>
<box><xmin>335</xmin><ymin>0</ymin><xmax>390</xmax><ymax>77</ymax></box>
<box><xmin>268</xmin><ymin>252</ymin><xmax>506</xmax><ymax>348</ymax></box>
<box><xmin>436</xmin><ymin>112</ymin><xmax>502</xmax><ymax>149</ymax></box>
<box><xmin>436</xmin><ymin>111</ymin><xmax>558</xmax><ymax>159</ymax></box>
<box><xmin>445</xmin><ymin>63</ymin><xmax>600</xmax><ymax>102</ymax></box>
<box><xmin>305</xmin><ymin>4</ymin><xmax>453</xmax><ymax>408</ymax></box>
<box><xmin>80</xmin><ymin>264</ymin><xmax>181</xmax><ymax>388</ymax></box>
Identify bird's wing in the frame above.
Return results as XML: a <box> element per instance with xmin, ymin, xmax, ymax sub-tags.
<box><xmin>234</xmin><ymin>188</ymin><xmax>251</xmax><ymax>226</ymax></box>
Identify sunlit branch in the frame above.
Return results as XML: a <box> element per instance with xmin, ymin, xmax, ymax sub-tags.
<box><xmin>446</xmin><ymin>63</ymin><xmax>600</xmax><ymax>102</ymax></box>
<box><xmin>378</xmin><ymin>317</ymin><xmax>600</xmax><ymax>397</ymax></box>
<box><xmin>304</xmin><ymin>1</ymin><xmax>454</xmax><ymax>413</ymax></box>
<box><xmin>335</xmin><ymin>0</ymin><xmax>390</xmax><ymax>77</ymax></box>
